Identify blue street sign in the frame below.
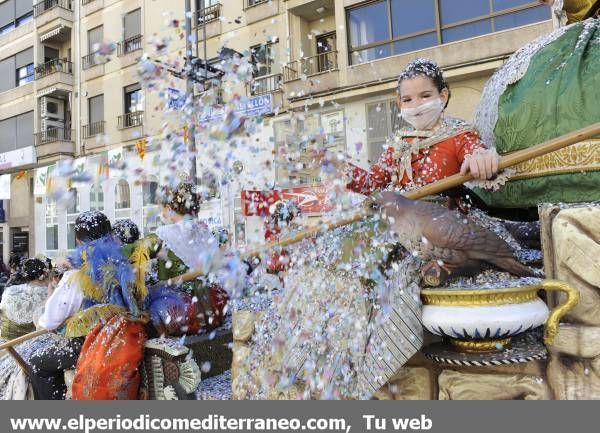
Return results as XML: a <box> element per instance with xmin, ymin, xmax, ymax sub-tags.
<box><xmin>167</xmin><ymin>87</ymin><xmax>185</xmax><ymax>110</ymax></box>
<box><xmin>199</xmin><ymin>94</ymin><xmax>273</xmax><ymax>123</ymax></box>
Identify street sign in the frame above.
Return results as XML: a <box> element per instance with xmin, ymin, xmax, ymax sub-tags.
<box><xmin>199</xmin><ymin>94</ymin><xmax>273</xmax><ymax>123</ymax></box>
<box><xmin>167</xmin><ymin>87</ymin><xmax>185</xmax><ymax>110</ymax></box>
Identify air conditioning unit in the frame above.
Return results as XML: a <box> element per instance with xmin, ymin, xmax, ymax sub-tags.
<box><xmin>40</xmin><ymin>96</ymin><xmax>65</xmax><ymax>121</ymax></box>
<box><xmin>41</xmin><ymin>118</ymin><xmax>65</xmax><ymax>132</ymax></box>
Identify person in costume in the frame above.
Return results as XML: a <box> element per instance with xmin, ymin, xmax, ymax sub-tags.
<box><xmin>238</xmin><ymin>59</ymin><xmax>517</xmax><ymax>400</ymax></box>
<box><xmin>0</xmin><ymin>258</ymin><xmax>52</xmax><ymax>400</ymax></box>
<box><xmin>28</xmin><ymin>211</ymin><xmax>143</xmax><ymax>400</ymax></box>
<box><xmin>264</xmin><ymin>200</ymin><xmax>300</xmax><ymax>277</ymax></box>
<box><xmin>347</xmin><ymin>59</ymin><xmax>501</xmax><ymax>196</ymax></box>
<box><xmin>143</xmin><ymin>182</ymin><xmax>229</xmax><ymax>336</ymax></box>
<box><xmin>474</xmin><ymin>4</ymin><xmax>600</xmax><ymax>212</ymax></box>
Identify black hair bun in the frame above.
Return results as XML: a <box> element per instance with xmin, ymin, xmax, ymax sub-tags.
<box><xmin>22</xmin><ymin>258</ymin><xmax>47</xmax><ymax>281</ymax></box>
<box><xmin>74</xmin><ymin>211</ymin><xmax>112</xmax><ymax>242</ymax></box>
<box><xmin>112</xmin><ymin>219</ymin><xmax>141</xmax><ymax>244</ymax></box>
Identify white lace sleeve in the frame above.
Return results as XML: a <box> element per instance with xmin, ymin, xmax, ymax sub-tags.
<box><xmin>38</xmin><ymin>271</ymin><xmax>84</xmax><ymax>331</ymax></box>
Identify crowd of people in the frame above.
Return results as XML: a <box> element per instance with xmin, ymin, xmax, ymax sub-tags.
<box><xmin>0</xmin><ymin>183</ymin><xmax>239</xmax><ymax>400</ymax></box>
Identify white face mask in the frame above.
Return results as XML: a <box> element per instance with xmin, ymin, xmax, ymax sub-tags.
<box><xmin>401</xmin><ymin>98</ymin><xmax>444</xmax><ymax>130</ymax></box>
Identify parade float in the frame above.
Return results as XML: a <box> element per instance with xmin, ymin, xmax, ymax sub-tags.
<box><xmin>229</xmin><ymin>9</ymin><xmax>600</xmax><ymax>399</ymax></box>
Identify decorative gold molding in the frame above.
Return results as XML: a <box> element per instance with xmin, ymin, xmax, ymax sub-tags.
<box><xmin>510</xmin><ymin>139</ymin><xmax>600</xmax><ymax>181</ymax></box>
<box><xmin>421</xmin><ymin>285</ymin><xmax>541</xmax><ymax>306</ymax></box>
<box><xmin>450</xmin><ymin>337</ymin><xmax>512</xmax><ymax>352</ymax></box>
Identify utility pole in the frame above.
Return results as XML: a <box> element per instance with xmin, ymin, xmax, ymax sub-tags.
<box><xmin>184</xmin><ymin>0</ymin><xmax>197</xmax><ymax>183</ymax></box>
<box><xmin>202</xmin><ymin>0</ymin><xmax>207</xmax><ymax>81</ymax></box>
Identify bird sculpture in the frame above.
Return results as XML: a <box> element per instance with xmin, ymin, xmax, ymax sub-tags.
<box><xmin>374</xmin><ymin>191</ymin><xmax>536</xmax><ymax>286</ymax></box>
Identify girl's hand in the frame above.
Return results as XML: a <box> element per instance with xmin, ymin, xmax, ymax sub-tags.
<box><xmin>460</xmin><ymin>149</ymin><xmax>500</xmax><ymax>180</ymax></box>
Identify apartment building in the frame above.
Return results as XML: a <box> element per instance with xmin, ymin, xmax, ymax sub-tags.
<box><xmin>0</xmin><ymin>0</ymin><xmax>192</xmax><ymax>259</ymax></box>
<box><xmin>0</xmin><ymin>0</ymin><xmax>556</xmax><ymax>259</ymax></box>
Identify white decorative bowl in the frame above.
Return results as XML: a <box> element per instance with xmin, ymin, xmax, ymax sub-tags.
<box><xmin>421</xmin><ymin>280</ymin><xmax>579</xmax><ymax>351</ymax></box>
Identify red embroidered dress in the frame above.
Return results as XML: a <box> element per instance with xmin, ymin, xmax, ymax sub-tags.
<box><xmin>347</xmin><ymin>120</ymin><xmax>486</xmax><ymax>194</ymax></box>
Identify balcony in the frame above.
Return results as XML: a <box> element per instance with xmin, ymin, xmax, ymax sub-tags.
<box><xmin>118</xmin><ymin>111</ymin><xmax>144</xmax><ymax>129</ymax></box>
<box><xmin>283</xmin><ymin>51</ymin><xmax>338</xmax><ymax>81</ymax></box>
<box><xmin>81</xmin><ymin>51</ymin><xmax>106</xmax><ymax>80</ymax></box>
<box><xmin>244</xmin><ymin>0</ymin><xmax>279</xmax><ymax>25</ymax></box>
<box><xmin>282</xmin><ymin>51</ymin><xmax>339</xmax><ymax>99</ymax></box>
<box><xmin>195</xmin><ymin>3</ymin><xmax>222</xmax><ymax>40</ymax></box>
<box><xmin>82</xmin><ymin>121</ymin><xmax>105</xmax><ymax>138</ymax></box>
<box><xmin>34</xmin><ymin>0</ymin><xmax>73</xmax><ymax>30</ymax></box>
<box><xmin>82</xmin><ymin>51</ymin><xmax>101</xmax><ymax>70</ymax></box>
<box><xmin>34</xmin><ymin>127</ymin><xmax>75</xmax><ymax>161</ymax></box>
<box><xmin>35</xmin><ymin>58</ymin><xmax>73</xmax><ymax>79</ymax></box>
<box><xmin>118</xmin><ymin>35</ymin><xmax>143</xmax><ymax>57</ymax></box>
<box><xmin>249</xmin><ymin>73</ymin><xmax>282</xmax><ymax>96</ymax></box>
<box><xmin>35</xmin><ymin>59</ymin><xmax>74</xmax><ymax>93</ymax></box>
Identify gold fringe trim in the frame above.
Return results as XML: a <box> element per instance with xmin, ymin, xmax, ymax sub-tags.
<box><xmin>73</xmin><ymin>252</ymin><xmax>104</xmax><ymax>301</ymax></box>
<box><xmin>129</xmin><ymin>239</ymin><xmax>150</xmax><ymax>301</ymax></box>
<box><xmin>64</xmin><ymin>304</ymin><xmax>125</xmax><ymax>338</ymax></box>
<box><xmin>509</xmin><ymin>139</ymin><xmax>600</xmax><ymax>181</ymax></box>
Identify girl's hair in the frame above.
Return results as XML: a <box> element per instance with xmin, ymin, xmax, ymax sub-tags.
<box><xmin>22</xmin><ymin>258</ymin><xmax>49</xmax><ymax>282</ymax></box>
<box><xmin>160</xmin><ymin>182</ymin><xmax>201</xmax><ymax>216</ymax></box>
<box><xmin>74</xmin><ymin>211</ymin><xmax>112</xmax><ymax>242</ymax></box>
<box><xmin>397</xmin><ymin>58</ymin><xmax>451</xmax><ymax>107</ymax></box>
<box><xmin>112</xmin><ymin>219</ymin><xmax>140</xmax><ymax>244</ymax></box>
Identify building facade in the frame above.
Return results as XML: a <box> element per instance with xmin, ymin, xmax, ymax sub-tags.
<box><xmin>0</xmin><ymin>0</ymin><xmax>556</xmax><ymax>260</ymax></box>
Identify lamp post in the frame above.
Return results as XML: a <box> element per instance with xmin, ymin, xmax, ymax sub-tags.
<box><xmin>184</xmin><ymin>0</ymin><xmax>197</xmax><ymax>183</ymax></box>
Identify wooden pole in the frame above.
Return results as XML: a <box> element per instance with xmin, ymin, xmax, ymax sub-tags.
<box><xmin>0</xmin><ymin>329</ymin><xmax>49</xmax><ymax>351</ymax></box>
<box><xmin>174</xmin><ymin>122</ymin><xmax>600</xmax><ymax>284</ymax></box>
<box><xmin>6</xmin><ymin>347</ymin><xmax>30</xmax><ymax>376</ymax></box>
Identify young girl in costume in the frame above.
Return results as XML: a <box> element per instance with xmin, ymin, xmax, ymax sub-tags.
<box><xmin>238</xmin><ymin>59</ymin><xmax>506</xmax><ymax>400</ymax></box>
<box><xmin>0</xmin><ymin>258</ymin><xmax>52</xmax><ymax>400</ymax></box>
<box><xmin>143</xmin><ymin>182</ymin><xmax>230</xmax><ymax>336</ymax></box>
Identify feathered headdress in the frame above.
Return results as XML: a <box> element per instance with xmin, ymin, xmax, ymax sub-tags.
<box><xmin>69</xmin><ymin>235</ymin><xmax>139</xmax><ymax>315</ymax></box>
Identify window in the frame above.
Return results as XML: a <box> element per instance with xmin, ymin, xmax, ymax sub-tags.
<box><xmin>142</xmin><ymin>177</ymin><xmax>159</xmax><ymax>235</ymax></box>
<box><xmin>115</xmin><ymin>179</ymin><xmax>131</xmax><ymax>209</ymax></box>
<box><xmin>17</xmin><ymin>63</ymin><xmax>34</xmax><ymax>86</ymax></box>
<box><xmin>88</xmin><ymin>25</ymin><xmax>103</xmax><ymax>54</ymax></box>
<box><xmin>250</xmin><ymin>42</ymin><xmax>278</xmax><ymax>77</ymax></box>
<box><xmin>124</xmin><ymin>8</ymin><xmax>141</xmax><ymax>40</ymax></box>
<box><xmin>0</xmin><ymin>0</ymin><xmax>32</xmax><ymax>36</ymax></box>
<box><xmin>115</xmin><ymin>179</ymin><xmax>131</xmax><ymax>220</ymax></box>
<box><xmin>90</xmin><ymin>184</ymin><xmax>104</xmax><ymax>211</ymax></box>
<box><xmin>347</xmin><ymin>0</ymin><xmax>551</xmax><ymax>64</ymax></box>
<box><xmin>88</xmin><ymin>94</ymin><xmax>104</xmax><ymax>124</ymax></box>
<box><xmin>45</xmin><ymin>198</ymin><xmax>58</xmax><ymax>251</ymax></box>
<box><xmin>83</xmin><ymin>25</ymin><xmax>103</xmax><ymax>69</ymax></box>
<box><xmin>124</xmin><ymin>83</ymin><xmax>143</xmax><ymax>114</ymax></box>
<box><xmin>366</xmin><ymin>99</ymin><xmax>408</xmax><ymax>162</ymax></box>
<box><xmin>66</xmin><ymin>188</ymin><xmax>79</xmax><ymax>250</ymax></box>
<box><xmin>15</xmin><ymin>12</ymin><xmax>32</xmax><ymax>26</ymax></box>
<box><xmin>0</xmin><ymin>47</ymin><xmax>33</xmax><ymax>92</ymax></box>
<box><xmin>0</xmin><ymin>111</ymin><xmax>34</xmax><ymax>153</ymax></box>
